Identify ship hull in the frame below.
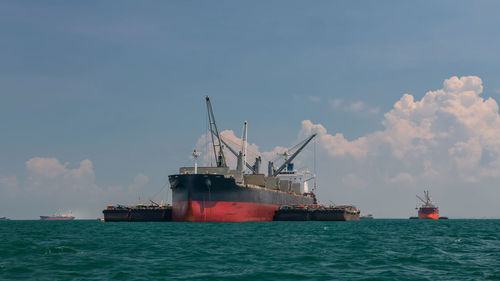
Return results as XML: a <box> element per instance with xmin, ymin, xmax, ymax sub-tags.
<box><xmin>418</xmin><ymin>207</ymin><xmax>439</xmax><ymax>219</ymax></box>
<box><xmin>170</xmin><ymin>174</ymin><xmax>314</xmax><ymax>222</ymax></box>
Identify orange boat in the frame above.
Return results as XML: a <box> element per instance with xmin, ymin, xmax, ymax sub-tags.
<box><xmin>415</xmin><ymin>190</ymin><xmax>439</xmax><ymax>219</ymax></box>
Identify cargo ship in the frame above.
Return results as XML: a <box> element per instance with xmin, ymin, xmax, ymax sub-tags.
<box><xmin>103</xmin><ymin>201</ymin><xmax>172</xmax><ymax>222</ymax></box>
<box><xmin>413</xmin><ymin>190</ymin><xmax>439</xmax><ymax>219</ymax></box>
<box><xmin>40</xmin><ymin>212</ymin><xmax>75</xmax><ymax>220</ymax></box>
<box><xmin>169</xmin><ymin>97</ymin><xmax>317</xmax><ymax>222</ymax></box>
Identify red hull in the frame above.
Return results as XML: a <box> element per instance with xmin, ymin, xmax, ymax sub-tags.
<box><xmin>418</xmin><ymin>207</ymin><xmax>439</xmax><ymax>219</ymax></box>
<box><xmin>173</xmin><ymin>200</ymin><xmax>279</xmax><ymax>222</ymax></box>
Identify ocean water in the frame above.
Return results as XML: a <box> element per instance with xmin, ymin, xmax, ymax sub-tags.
<box><xmin>0</xmin><ymin>220</ymin><xmax>498</xmax><ymax>280</ymax></box>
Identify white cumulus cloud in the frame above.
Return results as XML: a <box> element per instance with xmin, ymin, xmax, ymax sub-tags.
<box><xmin>303</xmin><ymin>76</ymin><xmax>500</xmax><ymax>182</ymax></box>
<box><xmin>0</xmin><ymin>157</ymin><xmax>155</xmax><ymax>219</ymax></box>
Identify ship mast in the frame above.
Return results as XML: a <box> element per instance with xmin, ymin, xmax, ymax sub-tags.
<box><xmin>205</xmin><ymin>96</ymin><xmax>227</xmax><ymax>167</ymax></box>
<box><xmin>215</xmin><ymin>134</ymin><xmax>257</xmax><ymax>173</ymax></box>
<box><xmin>241</xmin><ymin>121</ymin><xmax>248</xmax><ymax>172</ymax></box>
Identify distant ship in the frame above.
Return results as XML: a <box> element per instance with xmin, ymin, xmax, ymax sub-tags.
<box><xmin>0</xmin><ymin>216</ymin><xmax>10</xmax><ymax>221</ymax></box>
<box><xmin>360</xmin><ymin>214</ymin><xmax>374</xmax><ymax>219</ymax></box>
<box><xmin>40</xmin><ymin>212</ymin><xmax>75</xmax><ymax>221</ymax></box>
<box><xmin>413</xmin><ymin>191</ymin><xmax>439</xmax><ymax>219</ymax></box>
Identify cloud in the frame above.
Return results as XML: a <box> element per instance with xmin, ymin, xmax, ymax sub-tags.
<box><xmin>0</xmin><ymin>157</ymin><xmax>153</xmax><ymax>219</ymax></box>
<box><xmin>26</xmin><ymin>157</ymin><xmax>96</xmax><ymax>191</ymax></box>
<box><xmin>367</xmin><ymin>106</ymin><xmax>380</xmax><ymax>114</ymax></box>
<box><xmin>342</xmin><ymin>173</ymin><xmax>367</xmax><ymax>188</ymax></box>
<box><xmin>0</xmin><ymin>175</ymin><xmax>18</xmax><ymax>189</ymax></box>
<box><xmin>303</xmin><ymin>75</ymin><xmax>500</xmax><ymax>183</ymax></box>
<box><xmin>386</xmin><ymin>173</ymin><xmax>414</xmax><ymax>184</ymax></box>
<box><xmin>329</xmin><ymin>99</ymin><xmax>343</xmax><ymax>109</ymax></box>
<box><xmin>26</xmin><ymin>157</ymin><xmax>69</xmax><ymax>179</ymax></box>
<box><xmin>128</xmin><ymin>173</ymin><xmax>149</xmax><ymax>192</ymax></box>
<box><xmin>300</xmin><ymin>120</ymin><xmax>368</xmax><ymax>160</ymax></box>
<box><xmin>347</xmin><ymin>101</ymin><xmax>365</xmax><ymax>112</ymax></box>
<box><xmin>347</xmin><ymin>101</ymin><xmax>380</xmax><ymax>114</ymax></box>
<box><xmin>329</xmin><ymin>99</ymin><xmax>379</xmax><ymax>114</ymax></box>
<box><xmin>308</xmin><ymin>96</ymin><xmax>321</xmax><ymax>102</ymax></box>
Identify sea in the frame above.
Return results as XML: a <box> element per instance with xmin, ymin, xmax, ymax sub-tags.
<box><xmin>0</xmin><ymin>219</ymin><xmax>498</xmax><ymax>280</ymax></box>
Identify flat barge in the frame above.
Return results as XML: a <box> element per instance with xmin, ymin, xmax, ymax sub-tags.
<box><xmin>273</xmin><ymin>205</ymin><xmax>360</xmax><ymax>221</ymax></box>
<box><xmin>103</xmin><ymin>203</ymin><xmax>172</xmax><ymax>222</ymax></box>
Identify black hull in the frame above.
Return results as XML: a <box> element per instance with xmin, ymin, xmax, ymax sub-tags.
<box><xmin>170</xmin><ymin>174</ymin><xmax>314</xmax><ymax>205</ymax></box>
<box><xmin>169</xmin><ymin>174</ymin><xmax>315</xmax><ymax>222</ymax></box>
<box><xmin>103</xmin><ymin>208</ymin><xmax>172</xmax><ymax>222</ymax></box>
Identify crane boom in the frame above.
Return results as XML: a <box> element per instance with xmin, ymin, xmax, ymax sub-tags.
<box><xmin>273</xmin><ymin>134</ymin><xmax>317</xmax><ymax>176</ymax></box>
<box><xmin>206</xmin><ymin>96</ymin><xmax>227</xmax><ymax>167</ymax></box>
<box><xmin>416</xmin><ymin>195</ymin><xmax>427</xmax><ymax>204</ymax></box>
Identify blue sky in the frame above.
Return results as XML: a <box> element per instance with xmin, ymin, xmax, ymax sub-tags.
<box><xmin>2</xmin><ymin>1</ymin><xmax>500</xmax><ymax>218</ymax></box>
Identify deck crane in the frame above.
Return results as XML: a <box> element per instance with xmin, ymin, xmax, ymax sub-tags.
<box><xmin>416</xmin><ymin>190</ymin><xmax>434</xmax><ymax>207</ymax></box>
<box><xmin>272</xmin><ymin>134</ymin><xmax>317</xmax><ymax>177</ymax></box>
<box><xmin>205</xmin><ymin>96</ymin><xmax>226</xmax><ymax>167</ymax></box>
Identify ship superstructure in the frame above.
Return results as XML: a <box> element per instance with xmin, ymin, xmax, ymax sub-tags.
<box><xmin>169</xmin><ymin>96</ymin><xmax>317</xmax><ymax>222</ymax></box>
<box><xmin>416</xmin><ymin>190</ymin><xmax>439</xmax><ymax>219</ymax></box>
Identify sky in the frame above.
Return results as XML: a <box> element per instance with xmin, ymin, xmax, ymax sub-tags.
<box><xmin>1</xmin><ymin>1</ymin><xmax>500</xmax><ymax>219</ymax></box>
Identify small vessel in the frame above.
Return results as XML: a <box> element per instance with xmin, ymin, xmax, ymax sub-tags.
<box><xmin>413</xmin><ymin>190</ymin><xmax>439</xmax><ymax>219</ymax></box>
<box><xmin>103</xmin><ymin>201</ymin><xmax>172</xmax><ymax>222</ymax></box>
<box><xmin>40</xmin><ymin>211</ymin><xmax>75</xmax><ymax>220</ymax></box>
<box><xmin>360</xmin><ymin>214</ymin><xmax>374</xmax><ymax>219</ymax></box>
<box><xmin>0</xmin><ymin>216</ymin><xmax>10</xmax><ymax>221</ymax></box>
